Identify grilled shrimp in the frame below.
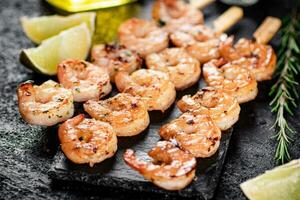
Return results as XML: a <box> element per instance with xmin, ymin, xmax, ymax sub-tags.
<box><xmin>203</xmin><ymin>59</ymin><xmax>258</xmax><ymax>104</ymax></box>
<box><xmin>169</xmin><ymin>24</ymin><xmax>217</xmax><ymax>47</ymax></box>
<box><xmin>186</xmin><ymin>35</ymin><xmax>229</xmax><ymax>63</ymax></box>
<box><xmin>166</xmin><ymin>23</ymin><xmax>228</xmax><ymax>63</ymax></box>
<box><xmin>118</xmin><ymin>18</ymin><xmax>169</xmax><ymax>57</ymax></box>
<box><xmin>17</xmin><ymin>80</ymin><xmax>74</xmax><ymax>126</ymax></box>
<box><xmin>159</xmin><ymin>111</ymin><xmax>221</xmax><ymax>158</ymax></box>
<box><xmin>177</xmin><ymin>87</ymin><xmax>240</xmax><ymax>130</ymax></box>
<box><xmin>123</xmin><ymin>141</ymin><xmax>196</xmax><ymax>190</ymax></box>
<box><xmin>219</xmin><ymin>37</ymin><xmax>277</xmax><ymax>81</ymax></box>
<box><xmin>115</xmin><ymin>69</ymin><xmax>176</xmax><ymax>112</ymax></box>
<box><xmin>58</xmin><ymin>114</ymin><xmax>117</xmax><ymax>167</ymax></box>
<box><xmin>84</xmin><ymin>93</ymin><xmax>150</xmax><ymax>137</ymax></box>
<box><xmin>57</xmin><ymin>59</ymin><xmax>112</xmax><ymax>102</ymax></box>
<box><xmin>91</xmin><ymin>44</ymin><xmax>142</xmax><ymax>82</ymax></box>
<box><xmin>152</xmin><ymin>0</ymin><xmax>203</xmax><ymax>26</ymax></box>
<box><xmin>146</xmin><ymin>48</ymin><xmax>201</xmax><ymax>90</ymax></box>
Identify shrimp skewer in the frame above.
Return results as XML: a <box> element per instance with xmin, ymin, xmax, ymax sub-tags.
<box><xmin>58</xmin><ymin>114</ymin><xmax>118</xmax><ymax>167</ymax></box>
<box><xmin>115</xmin><ymin>69</ymin><xmax>176</xmax><ymax>112</ymax></box>
<box><xmin>17</xmin><ymin>80</ymin><xmax>74</xmax><ymax>126</ymax></box>
<box><xmin>124</xmin><ymin>141</ymin><xmax>196</xmax><ymax>190</ymax></box>
<box><xmin>159</xmin><ymin>111</ymin><xmax>222</xmax><ymax>158</ymax></box>
<box><xmin>145</xmin><ymin>48</ymin><xmax>201</xmax><ymax>90</ymax></box>
<box><xmin>84</xmin><ymin>93</ymin><xmax>150</xmax><ymax>137</ymax></box>
<box><xmin>203</xmin><ymin>58</ymin><xmax>258</xmax><ymax>104</ymax></box>
<box><xmin>57</xmin><ymin>59</ymin><xmax>112</xmax><ymax>102</ymax></box>
<box><xmin>177</xmin><ymin>87</ymin><xmax>240</xmax><ymax>130</ymax></box>
<box><xmin>118</xmin><ymin>18</ymin><xmax>169</xmax><ymax>57</ymax></box>
<box><xmin>91</xmin><ymin>44</ymin><xmax>142</xmax><ymax>82</ymax></box>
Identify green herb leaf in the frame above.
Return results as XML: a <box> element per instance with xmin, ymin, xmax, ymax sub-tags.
<box><xmin>269</xmin><ymin>6</ymin><xmax>300</xmax><ymax>165</ymax></box>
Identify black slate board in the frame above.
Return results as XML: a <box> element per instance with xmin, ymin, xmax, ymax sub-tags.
<box><xmin>48</xmin><ymin>1</ymin><xmax>235</xmax><ymax>198</ymax></box>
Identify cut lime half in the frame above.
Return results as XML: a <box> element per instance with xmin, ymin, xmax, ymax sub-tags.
<box><xmin>21</xmin><ymin>12</ymin><xmax>95</xmax><ymax>43</ymax></box>
<box><xmin>20</xmin><ymin>23</ymin><xmax>91</xmax><ymax>75</ymax></box>
<box><xmin>240</xmin><ymin>159</ymin><xmax>300</xmax><ymax>200</ymax></box>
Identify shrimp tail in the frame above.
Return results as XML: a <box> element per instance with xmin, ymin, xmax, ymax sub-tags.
<box><xmin>123</xmin><ymin>149</ymin><xmax>148</xmax><ymax>172</ymax></box>
<box><xmin>17</xmin><ymin>80</ymin><xmax>35</xmax><ymax>99</ymax></box>
<box><xmin>219</xmin><ymin>35</ymin><xmax>241</xmax><ymax>61</ymax></box>
<box><xmin>64</xmin><ymin>114</ymin><xmax>84</xmax><ymax>128</ymax></box>
<box><xmin>115</xmin><ymin>71</ymin><xmax>132</xmax><ymax>92</ymax></box>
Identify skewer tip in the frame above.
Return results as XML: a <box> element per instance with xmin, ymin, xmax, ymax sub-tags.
<box><xmin>253</xmin><ymin>16</ymin><xmax>282</xmax><ymax>44</ymax></box>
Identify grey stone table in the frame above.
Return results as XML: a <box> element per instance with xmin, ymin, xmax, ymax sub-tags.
<box><xmin>0</xmin><ymin>0</ymin><xmax>299</xmax><ymax>199</ymax></box>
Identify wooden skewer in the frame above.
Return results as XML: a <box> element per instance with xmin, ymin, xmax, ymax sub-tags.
<box><xmin>253</xmin><ymin>16</ymin><xmax>281</xmax><ymax>44</ymax></box>
<box><xmin>213</xmin><ymin>6</ymin><xmax>244</xmax><ymax>34</ymax></box>
<box><xmin>190</xmin><ymin>0</ymin><xmax>215</xmax><ymax>9</ymax></box>
<box><xmin>190</xmin><ymin>1</ymin><xmax>244</xmax><ymax>35</ymax></box>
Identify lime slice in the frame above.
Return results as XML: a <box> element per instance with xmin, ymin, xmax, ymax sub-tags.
<box><xmin>240</xmin><ymin>159</ymin><xmax>300</xmax><ymax>200</ymax></box>
<box><xmin>21</xmin><ymin>12</ymin><xmax>95</xmax><ymax>43</ymax></box>
<box><xmin>20</xmin><ymin>23</ymin><xmax>91</xmax><ymax>75</ymax></box>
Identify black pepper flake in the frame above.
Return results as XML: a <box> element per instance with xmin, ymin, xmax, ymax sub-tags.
<box><xmin>158</xmin><ymin>19</ymin><xmax>166</xmax><ymax>27</ymax></box>
<box><xmin>202</xmin><ymin>88</ymin><xmax>210</xmax><ymax>92</ymax></box>
<box><xmin>186</xmin><ymin>119</ymin><xmax>195</xmax><ymax>125</ymax></box>
<box><xmin>93</xmin><ymin>147</ymin><xmax>98</xmax><ymax>153</ymax></box>
<box><xmin>131</xmin><ymin>103</ymin><xmax>138</xmax><ymax>108</ymax></box>
<box><xmin>114</xmin><ymin>67</ymin><xmax>119</xmax><ymax>72</ymax></box>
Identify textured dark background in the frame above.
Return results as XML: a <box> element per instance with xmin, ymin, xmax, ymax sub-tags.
<box><xmin>0</xmin><ymin>0</ymin><xmax>299</xmax><ymax>199</ymax></box>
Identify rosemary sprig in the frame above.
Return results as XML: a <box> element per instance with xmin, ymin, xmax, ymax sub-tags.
<box><xmin>269</xmin><ymin>7</ymin><xmax>300</xmax><ymax>165</ymax></box>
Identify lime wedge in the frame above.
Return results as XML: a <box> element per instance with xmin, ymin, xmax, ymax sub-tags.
<box><xmin>240</xmin><ymin>160</ymin><xmax>300</xmax><ymax>200</ymax></box>
<box><xmin>20</xmin><ymin>24</ymin><xmax>91</xmax><ymax>75</ymax></box>
<box><xmin>21</xmin><ymin>12</ymin><xmax>95</xmax><ymax>43</ymax></box>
